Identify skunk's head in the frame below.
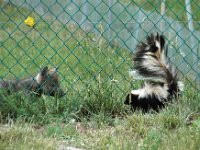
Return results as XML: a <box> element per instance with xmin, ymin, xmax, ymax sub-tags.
<box><xmin>124</xmin><ymin>93</ymin><xmax>137</xmax><ymax>105</ymax></box>
<box><xmin>124</xmin><ymin>92</ymin><xmax>140</xmax><ymax>111</ymax></box>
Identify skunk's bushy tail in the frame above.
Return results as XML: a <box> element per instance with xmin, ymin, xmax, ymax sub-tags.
<box><xmin>130</xmin><ymin>33</ymin><xmax>177</xmax><ymax>85</ymax></box>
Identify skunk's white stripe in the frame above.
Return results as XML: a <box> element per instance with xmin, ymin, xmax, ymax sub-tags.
<box><xmin>129</xmin><ymin>70</ymin><xmax>166</xmax><ymax>83</ymax></box>
<box><xmin>155</xmin><ymin>40</ymin><xmax>161</xmax><ymax>50</ymax></box>
<box><xmin>156</xmin><ymin>37</ymin><xmax>168</xmax><ymax>67</ymax></box>
<box><xmin>131</xmin><ymin>82</ymin><xmax>169</xmax><ymax>101</ymax></box>
<box><xmin>142</xmin><ymin>55</ymin><xmax>166</xmax><ymax>75</ymax></box>
<box><xmin>34</xmin><ymin>73</ymin><xmax>42</xmax><ymax>83</ymax></box>
<box><xmin>131</xmin><ymin>89</ymin><xmax>143</xmax><ymax>95</ymax></box>
<box><xmin>178</xmin><ymin>81</ymin><xmax>184</xmax><ymax>92</ymax></box>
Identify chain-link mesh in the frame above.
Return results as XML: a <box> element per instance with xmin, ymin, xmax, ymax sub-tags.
<box><xmin>0</xmin><ymin>0</ymin><xmax>199</xmax><ymax>98</ymax></box>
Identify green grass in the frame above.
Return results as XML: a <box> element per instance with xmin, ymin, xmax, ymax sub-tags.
<box><xmin>130</xmin><ymin>0</ymin><xmax>200</xmax><ymax>21</ymax></box>
<box><xmin>1</xmin><ymin>1</ymin><xmax>200</xmax><ymax>150</ymax></box>
<box><xmin>121</xmin><ymin>0</ymin><xmax>200</xmax><ymax>29</ymax></box>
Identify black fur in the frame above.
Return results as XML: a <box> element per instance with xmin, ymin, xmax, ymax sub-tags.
<box><xmin>125</xmin><ymin>33</ymin><xmax>183</xmax><ymax>113</ymax></box>
<box><xmin>124</xmin><ymin>93</ymin><xmax>165</xmax><ymax>113</ymax></box>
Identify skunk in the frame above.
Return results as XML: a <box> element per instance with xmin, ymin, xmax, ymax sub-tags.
<box><xmin>124</xmin><ymin>33</ymin><xmax>184</xmax><ymax>112</ymax></box>
<box><xmin>0</xmin><ymin>67</ymin><xmax>65</xmax><ymax>97</ymax></box>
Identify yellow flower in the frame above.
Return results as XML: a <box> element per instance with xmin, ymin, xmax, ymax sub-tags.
<box><xmin>24</xmin><ymin>16</ymin><xmax>35</xmax><ymax>27</ymax></box>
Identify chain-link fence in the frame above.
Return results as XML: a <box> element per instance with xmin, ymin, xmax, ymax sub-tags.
<box><xmin>0</xmin><ymin>0</ymin><xmax>199</xmax><ymax>98</ymax></box>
